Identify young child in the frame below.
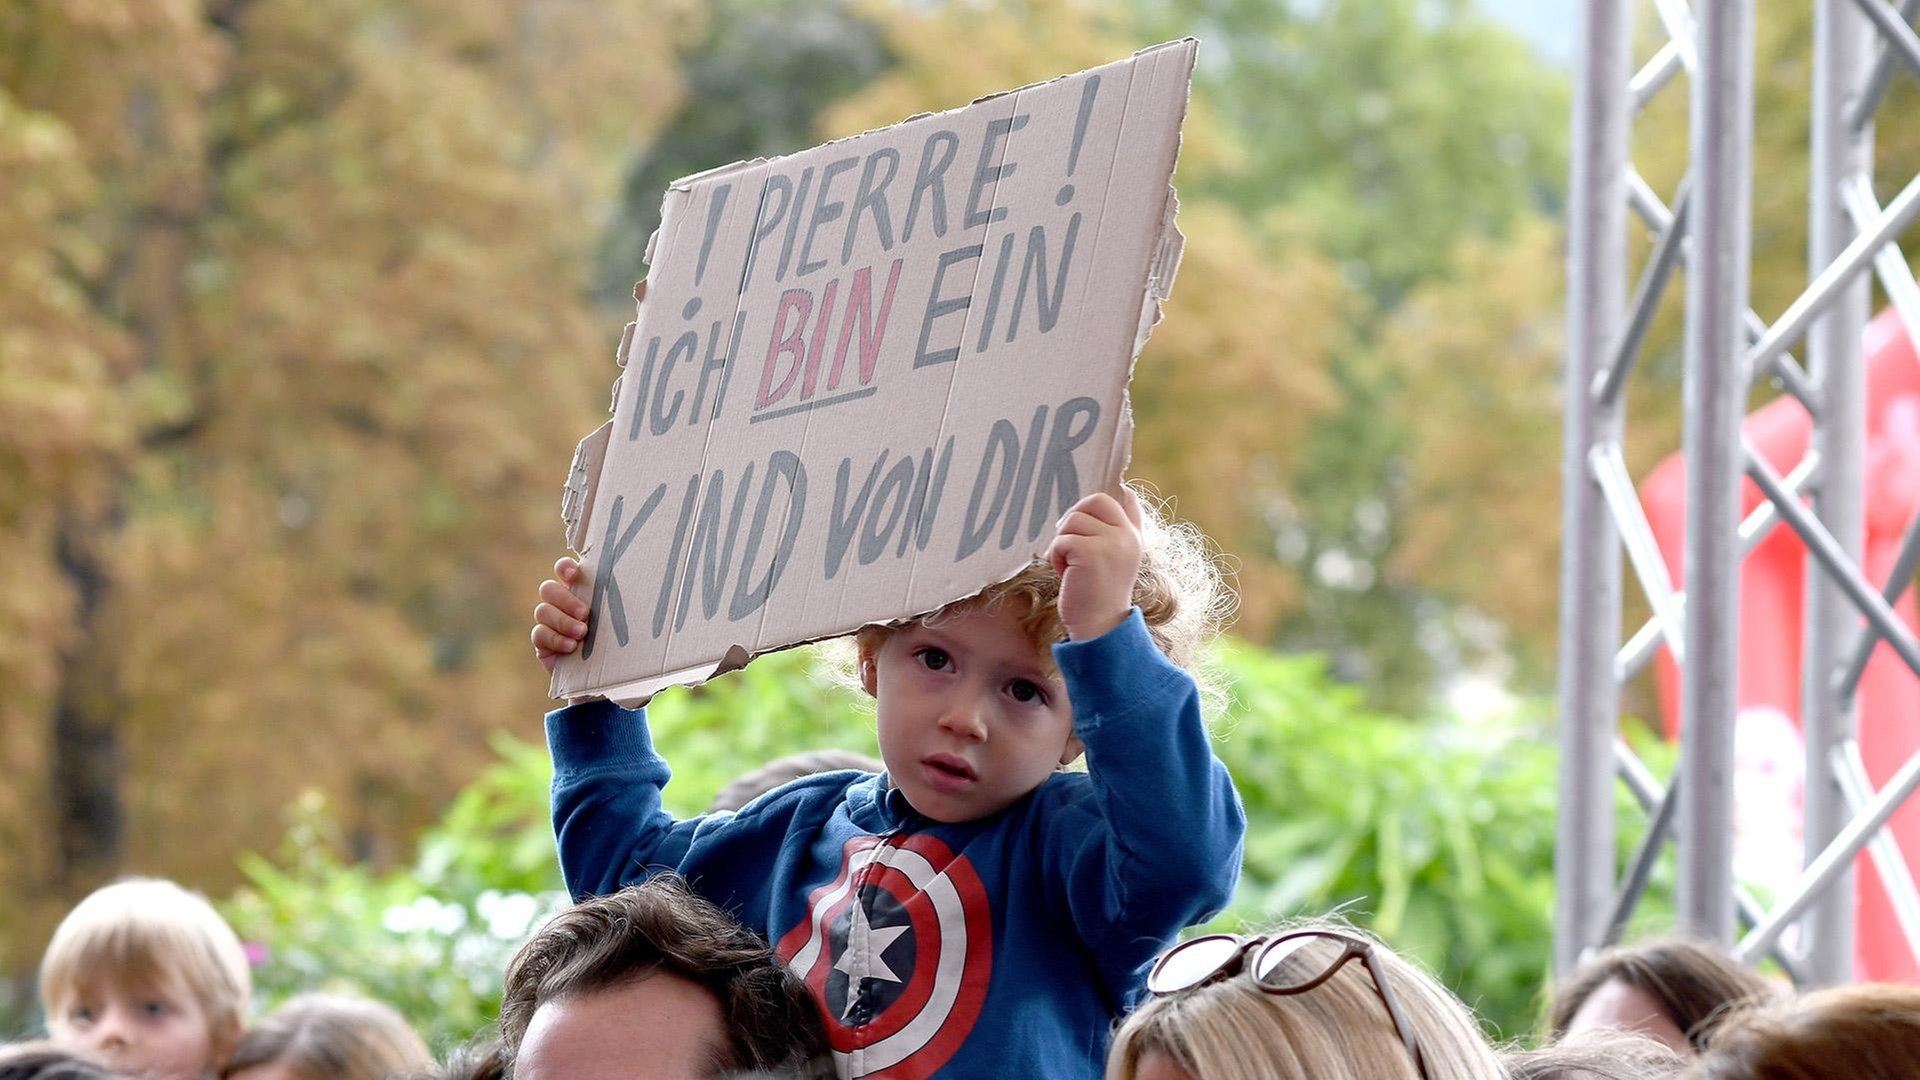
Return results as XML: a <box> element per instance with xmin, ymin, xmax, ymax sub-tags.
<box><xmin>39</xmin><ymin>878</ymin><xmax>251</xmax><ymax>1080</ymax></box>
<box><xmin>530</xmin><ymin>487</ymin><xmax>1246</xmax><ymax>1078</ymax></box>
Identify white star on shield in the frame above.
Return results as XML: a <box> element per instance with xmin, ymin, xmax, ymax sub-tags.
<box><xmin>833</xmin><ymin>896</ymin><xmax>910</xmax><ymax>1018</ymax></box>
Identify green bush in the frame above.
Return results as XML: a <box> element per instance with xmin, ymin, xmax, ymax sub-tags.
<box><xmin>1207</xmin><ymin>640</ymin><xmax>1676</xmax><ymax>1039</ymax></box>
<box><xmin>221</xmin><ymin>648</ymin><xmax>870</xmax><ymax>1050</ymax></box>
<box><xmin>224</xmin><ymin>641</ymin><xmax>1671</xmax><ymax>1050</ymax></box>
<box><xmin>222</xmin><ymin>734</ymin><xmax>569</xmax><ymax>1053</ymax></box>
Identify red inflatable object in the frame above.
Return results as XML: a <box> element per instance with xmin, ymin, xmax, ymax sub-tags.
<box><xmin>1641</xmin><ymin>306</ymin><xmax>1920</xmax><ymax>981</ymax></box>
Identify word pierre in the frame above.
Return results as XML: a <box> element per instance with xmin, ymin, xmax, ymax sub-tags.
<box><xmin>583</xmin><ymin>396</ymin><xmax>1100</xmax><ymax>657</ymax></box>
<box><xmin>624</xmin><ymin>110</ymin><xmax>1084</xmax><ymax>441</ymax></box>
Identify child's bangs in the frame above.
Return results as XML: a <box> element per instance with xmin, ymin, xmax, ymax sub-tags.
<box><xmin>930</xmin><ymin>563</ymin><xmax>1066</xmax><ymax>650</ymax></box>
<box><xmin>39</xmin><ymin>879</ymin><xmax>251</xmax><ymax>1023</ymax></box>
<box><xmin>853</xmin><ymin>561</ymin><xmax>1066</xmax><ymax>668</ymax></box>
<box><xmin>41</xmin><ymin>917</ymin><xmax>184</xmax><ymax>1006</ymax></box>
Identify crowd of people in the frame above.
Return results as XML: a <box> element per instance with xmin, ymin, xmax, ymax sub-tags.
<box><xmin>9</xmin><ymin>487</ymin><xmax>1920</xmax><ymax>1079</ymax></box>
<box><xmin>7</xmin><ymin>876</ymin><xmax>1920</xmax><ymax>1079</ymax></box>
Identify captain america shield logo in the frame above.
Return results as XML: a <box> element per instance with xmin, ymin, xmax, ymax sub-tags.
<box><xmin>776</xmin><ymin>833</ymin><xmax>992</xmax><ymax>1078</ymax></box>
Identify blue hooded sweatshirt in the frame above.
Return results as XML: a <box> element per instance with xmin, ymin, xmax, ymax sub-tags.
<box><xmin>547</xmin><ymin>608</ymin><xmax>1245</xmax><ymax>1079</ymax></box>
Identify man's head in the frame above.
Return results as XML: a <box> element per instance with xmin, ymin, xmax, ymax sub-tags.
<box><xmin>498</xmin><ymin>878</ymin><xmax>827</xmax><ymax>1080</ymax></box>
<box><xmin>39</xmin><ymin>878</ymin><xmax>251</xmax><ymax>1080</ymax></box>
<box><xmin>855</xmin><ymin>486</ymin><xmax>1228</xmax><ymax>823</ymax></box>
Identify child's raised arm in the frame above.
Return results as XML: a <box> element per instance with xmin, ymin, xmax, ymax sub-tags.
<box><xmin>1044</xmin><ymin>487</ymin><xmax>1145</xmax><ymax>642</ymax></box>
<box><xmin>1036</xmin><ymin>488</ymin><xmax>1246</xmax><ymax>1003</ymax></box>
<box><xmin>529</xmin><ymin>555</ymin><xmax>855</xmax><ymax>919</ymax></box>
<box><xmin>532</xmin><ymin>557</ymin><xmax>589</xmax><ymax>674</ymax></box>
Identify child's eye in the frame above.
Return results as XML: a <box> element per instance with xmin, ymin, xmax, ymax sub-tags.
<box><xmin>67</xmin><ymin>1005</ymin><xmax>96</xmax><ymax>1025</ymax></box>
<box><xmin>1006</xmin><ymin>679</ymin><xmax>1047</xmax><ymax>705</ymax></box>
<box><xmin>915</xmin><ymin>646</ymin><xmax>952</xmax><ymax>672</ymax></box>
<box><xmin>141</xmin><ymin>1001</ymin><xmax>173</xmax><ymax>1019</ymax></box>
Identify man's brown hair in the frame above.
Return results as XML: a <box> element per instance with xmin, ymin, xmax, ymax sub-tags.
<box><xmin>1692</xmin><ymin>983</ymin><xmax>1920</xmax><ymax>1079</ymax></box>
<box><xmin>1547</xmin><ymin>937</ymin><xmax>1774</xmax><ymax>1052</ymax></box>
<box><xmin>497</xmin><ymin>878</ymin><xmax>827</xmax><ymax>1075</ymax></box>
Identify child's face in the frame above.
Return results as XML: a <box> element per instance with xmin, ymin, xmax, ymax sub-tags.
<box><xmin>49</xmin><ymin>976</ymin><xmax>231</xmax><ymax>1080</ymax></box>
<box><xmin>864</xmin><ymin>601</ymin><xmax>1081</xmax><ymax>823</ymax></box>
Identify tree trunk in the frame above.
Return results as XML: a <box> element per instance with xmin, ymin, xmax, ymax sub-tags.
<box><xmin>50</xmin><ymin>510</ymin><xmax>125</xmax><ymax>888</ymax></box>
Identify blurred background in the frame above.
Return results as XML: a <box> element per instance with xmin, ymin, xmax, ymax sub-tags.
<box><xmin>6</xmin><ymin>0</ymin><xmax>1916</xmax><ymax>1049</ymax></box>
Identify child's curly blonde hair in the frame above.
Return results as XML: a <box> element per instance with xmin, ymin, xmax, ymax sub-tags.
<box><xmin>853</xmin><ymin>484</ymin><xmax>1234</xmax><ymax>713</ymax></box>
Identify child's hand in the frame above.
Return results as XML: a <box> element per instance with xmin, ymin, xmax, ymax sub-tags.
<box><xmin>533</xmin><ymin>557</ymin><xmax>590</xmax><ymax>673</ymax></box>
<box><xmin>1044</xmin><ymin>487</ymin><xmax>1144</xmax><ymax>641</ymax></box>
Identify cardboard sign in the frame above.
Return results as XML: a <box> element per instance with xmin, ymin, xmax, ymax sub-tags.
<box><xmin>552</xmin><ymin>40</ymin><xmax>1195</xmax><ymax>703</ymax></box>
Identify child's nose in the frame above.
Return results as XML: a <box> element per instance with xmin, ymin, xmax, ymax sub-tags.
<box><xmin>92</xmin><ymin>1011</ymin><xmax>132</xmax><ymax>1051</ymax></box>
<box><xmin>937</xmin><ymin>702</ymin><xmax>988</xmax><ymax>742</ymax></box>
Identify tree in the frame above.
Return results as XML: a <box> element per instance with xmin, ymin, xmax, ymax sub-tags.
<box><xmin>0</xmin><ymin>0</ymin><xmax>691</xmax><ymax>975</ymax></box>
<box><xmin>595</xmin><ymin>0</ymin><xmax>892</xmax><ymax>304</ymax></box>
<box><xmin>1132</xmin><ymin>0</ymin><xmax>1570</xmax><ymax>304</ymax></box>
<box><xmin>818</xmin><ymin>0</ymin><xmax>1350</xmax><ymax>637</ymax></box>
<box><xmin>0</xmin><ymin>72</ymin><xmax>132</xmax><ymax>957</ymax></box>
<box><xmin>1091</xmin><ymin>0</ymin><xmax>1574</xmax><ymax>707</ymax></box>
<box><xmin>1382</xmin><ymin>215</ymin><xmax>1565</xmax><ymax>686</ymax></box>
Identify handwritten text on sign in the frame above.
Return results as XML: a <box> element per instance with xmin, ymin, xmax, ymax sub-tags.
<box><xmin>553</xmin><ymin>41</ymin><xmax>1193</xmax><ymax>699</ymax></box>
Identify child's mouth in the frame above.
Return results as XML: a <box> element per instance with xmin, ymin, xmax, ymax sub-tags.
<box><xmin>921</xmin><ymin>754</ymin><xmax>977</xmax><ymax>793</ymax></box>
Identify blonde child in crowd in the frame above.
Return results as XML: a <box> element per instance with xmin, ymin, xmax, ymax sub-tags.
<box><xmin>39</xmin><ymin>879</ymin><xmax>251</xmax><ymax>1080</ymax></box>
<box><xmin>531</xmin><ymin>486</ymin><xmax>1246</xmax><ymax>1079</ymax></box>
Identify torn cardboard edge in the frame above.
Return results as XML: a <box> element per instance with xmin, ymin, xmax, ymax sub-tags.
<box><xmin>551</xmin><ymin>39</ymin><xmax>1197</xmax><ymax>704</ymax></box>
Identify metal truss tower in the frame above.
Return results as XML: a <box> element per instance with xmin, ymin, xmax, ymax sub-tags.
<box><xmin>1557</xmin><ymin>0</ymin><xmax>1920</xmax><ymax>983</ymax></box>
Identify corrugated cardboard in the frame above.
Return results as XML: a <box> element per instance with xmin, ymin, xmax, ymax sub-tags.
<box><xmin>552</xmin><ymin>40</ymin><xmax>1196</xmax><ymax>704</ymax></box>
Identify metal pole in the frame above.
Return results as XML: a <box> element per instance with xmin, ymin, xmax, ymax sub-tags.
<box><xmin>1612</xmin><ymin>741</ymin><xmax>1813</xmax><ymax>984</ymax></box>
<box><xmin>1613</xmin><ymin>452</ymin><xmax>1820</xmax><ymax>685</ymax></box>
<box><xmin>1745</xmin><ymin>166</ymin><xmax>1920</xmax><ymax>378</ymax></box>
<box><xmin>1847</xmin><ymin>0</ymin><xmax>1920</xmax><ymax>130</ymax></box>
<box><xmin>1803</xmin><ymin>0</ymin><xmax>1874</xmax><ymax>982</ymax></box>
<box><xmin>1739</xmin><ymin>740</ymin><xmax>1920</xmax><ymax>964</ymax></box>
<box><xmin>1594</xmin><ymin>184</ymin><xmax>1690</xmax><ymax>408</ymax></box>
<box><xmin>1624</xmin><ymin>169</ymin><xmax>1823</xmax><ymax>414</ymax></box>
<box><xmin>1676</xmin><ymin>0</ymin><xmax>1753</xmax><ymax>945</ymax></box>
<box><xmin>1592</xmin><ymin>444</ymin><xmax>1685</xmax><ymax>663</ymax></box>
<box><xmin>1745</xmin><ymin>443</ymin><xmax>1920</xmax><ymax>676</ymax></box>
<box><xmin>1836</xmin><ymin>507</ymin><xmax>1920</xmax><ymax>698</ymax></box>
<box><xmin>1555</xmin><ymin>0</ymin><xmax>1632</xmax><ymax>976</ymax></box>
<box><xmin>1841</xmin><ymin>176</ymin><xmax>1920</xmax><ymax>374</ymax></box>
<box><xmin>1834</xmin><ymin>742</ymin><xmax>1920</xmax><ymax>968</ymax></box>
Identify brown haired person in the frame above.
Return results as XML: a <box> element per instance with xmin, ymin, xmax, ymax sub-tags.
<box><xmin>223</xmin><ymin>995</ymin><xmax>429</xmax><ymax>1080</ymax></box>
<box><xmin>1548</xmin><ymin>938</ymin><xmax>1774</xmax><ymax>1054</ymax></box>
<box><xmin>1692</xmin><ymin>983</ymin><xmax>1920</xmax><ymax>1079</ymax></box>
<box><xmin>497</xmin><ymin>877</ymin><xmax>829</xmax><ymax>1080</ymax></box>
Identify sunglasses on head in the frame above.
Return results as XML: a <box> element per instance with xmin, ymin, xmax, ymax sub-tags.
<box><xmin>1144</xmin><ymin>930</ymin><xmax>1433</xmax><ymax>1080</ymax></box>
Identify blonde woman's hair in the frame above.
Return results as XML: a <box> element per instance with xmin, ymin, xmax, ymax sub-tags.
<box><xmin>856</xmin><ymin>483</ymin><xmax>1233</xmax><ymax>709</ymax></box>
<box><xmin>1106</xmin><ymin>919</ymin><xmax>1506</xmax><ymax>1080</ymax></box>
<box><xmin>223</xmin><ymin>994</ymin><xmax>431</xmax><ymax>1080</ymax></box>
<box><xmin>38</xmin><ymin>878</ymin><xmax>252</xmax><ymax>1032</ymax></box>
